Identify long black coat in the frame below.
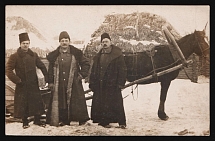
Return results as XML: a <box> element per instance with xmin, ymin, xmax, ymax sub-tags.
<box><xmin>6</xmin><ymin>48</ymin><xmax>48</xmax><ymax>118</ymax></box>
<box><xmin>89</xmin><ymin>45</ymin><xmax>127</xmax><ymax>124</ymax></box>
<box><xmin>46</xmin><ymin>45</ymin><xmax>90</xmax><ymax>123</ymax></box>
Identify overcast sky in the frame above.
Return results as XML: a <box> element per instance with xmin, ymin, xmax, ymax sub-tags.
<box><xmin>6</xmin><ymin>5</ymin><xmax>210</xmax><ymax>41</ymax></box>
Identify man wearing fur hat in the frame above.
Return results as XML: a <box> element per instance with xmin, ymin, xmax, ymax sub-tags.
<box><xmin>89</xmin><ymin>33</ymin><xmax>127</xmax><ymax>129</ymax></box>
<box><xmin>6</xmin><ymin>32</ymin><xmax>48</xmax><ymax>129</ymax></box>
<box><xmin>46</xmin><ymin>31</ymin><xmax>90</xmax><ymax>126</ymax></box>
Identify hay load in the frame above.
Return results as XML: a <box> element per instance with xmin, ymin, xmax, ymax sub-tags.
<box><xmin>83</xmin><ymin>12</ymin><xmax>181</xmax><ymax>58</ymax></box>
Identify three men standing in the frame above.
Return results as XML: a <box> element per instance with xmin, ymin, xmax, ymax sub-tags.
<box><xmin>6</xmin><ymin>33</ymin><xmax>48</xmax><ymax>129</ymax></box>
<box><xmin>6</xmin><ymin>32</ymin><xmax>127</xmax><ymax>129</ymax></box>
<box><xmin>89</xmin><ymin>33</ymin><xmax>127</xmax><ymax>129</ymax></box>
<box><xmin>46</xmin><ymin>31</ymin><xmax>90</xmax><ymax>126</ymax></box>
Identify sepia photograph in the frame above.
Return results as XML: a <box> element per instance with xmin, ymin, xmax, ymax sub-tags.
<box><xmin>5</xmin><ymin>5</ymin><xmax>210</xmax><ymax>136</ymax></box>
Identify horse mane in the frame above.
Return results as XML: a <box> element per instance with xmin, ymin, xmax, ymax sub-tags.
<box><xmin>176</xmin><ymin>32</ymin><xmax>195</xmax><ymax>45</ymax></box>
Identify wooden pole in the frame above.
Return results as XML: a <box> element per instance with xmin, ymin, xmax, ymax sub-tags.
<box><xmin>85</xmin><ymin>60</ymin><xmax>193</xmax><ymax>100</ymax></box>
<box><xmin>162</xmin><ymin>26</ymin><xmax>188</xmax><ymax>67</ymax></box>
<box><xmin>191</xmin><ymin>54</ymin><xmax>198</xmax><ymax>83</ymax></box>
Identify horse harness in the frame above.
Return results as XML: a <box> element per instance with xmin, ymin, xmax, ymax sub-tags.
<box><xmin>145</xmin><ymin>46</ymin><xmax>159</xmax><ymax>82</ymax></box>
<box><xmin>194</xmin><ymin>32</ymin><xmax>210</xmax><ymax>63</ymax></box>
<box><xmin>127</xmin><ymin>46</ymin><xmax>159</xmax><ymax>101</ymax></box>
<box><xmin>193</xmin><ymin>32</ymin><xmax>210</xmax><ymax>77</ymax></box>
<box><xmin>131</xmin><ymin>45</ymin><xmax>160</xmax><ymax>82</ymax></box>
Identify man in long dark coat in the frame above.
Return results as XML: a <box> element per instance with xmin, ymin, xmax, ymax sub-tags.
<box><xmin>46</xmin><ymin>31</ymin><xmax>90</xmax><ymax>126</ymax></box>
<box><xmin>89</xmin><ymin>33</ymin><xmax>127</xmax><ymax>129</ymax></box>
<box><xmin>6</xmin><ymin>33</ymin><xmax>48</xmax><ymax>129</ymax></box>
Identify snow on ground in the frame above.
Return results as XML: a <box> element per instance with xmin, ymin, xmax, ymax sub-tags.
<box><xmin>5</xmin><ymin>78</ymin><xmax>209</xmax><ymax>136</ymax></box>
<box><xmin>144</xmin><ymin>24</ymin><xmax>151</xmax><ymax>29</ymax></box>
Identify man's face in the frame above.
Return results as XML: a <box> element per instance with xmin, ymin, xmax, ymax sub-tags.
<box><xmin>101</xmin><ymin>38</ymin><xmax>111</xmax><ymax>49</ymax></box>
<box><xmin>60</xmin><ymin>38</ymin><xmax>70</xmax><ymax>49</ymax></box>
<box><xmin>20</xmin><ymin>41</ymin><xmax>30</xmax><ymax>52</ymax></box>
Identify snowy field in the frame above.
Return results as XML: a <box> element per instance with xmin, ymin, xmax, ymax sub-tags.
<box><xmin>5</xmin><ymin>77</ymin><xmax>209</xmax><ymax>136</ymax></box>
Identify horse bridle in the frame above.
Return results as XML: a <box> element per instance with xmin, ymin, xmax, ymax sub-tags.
<box><xmin>194</xmin><ymin>32</ymin><xmax>210</xmax><ymax>63</ymax></box>
<box><xmin>192</xmin><ymin>32</ymin><xmax>210</xmax><ymax>78</ymax></box>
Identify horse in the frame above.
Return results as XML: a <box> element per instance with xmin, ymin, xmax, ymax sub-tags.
<box><xmin>123</xmin><ymin>27</ymin><xmax>210</xmax><ymax>120</ymax></box>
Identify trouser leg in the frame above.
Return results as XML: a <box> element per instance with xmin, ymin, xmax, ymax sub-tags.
<box><xmin>22</xmin><ymin>104</ymin><xmax>29</xmax><ymax>128</ymax></box>
<box><xmin>34</xmin><ymin>114</ymin><xmax>46</xmax><ymax>127</ymax></box>
<box><xmin>34</xmin><ymin>114</ymin><xmax>41</xmax><ymax>123</ymax></box>
<box><xmin>22</xmin><ymin>101</ymin><xmax>29</xmax><ymax>122</ymax></box>
<box><xmin>59</xmin><ymin>108</ymin><xmax>69</xmax><ymax>125</ymax></box>
<box><xmin>22</xmin><ymin>115</ymin><xmax>28</xmax><ymax>124</ymax></box>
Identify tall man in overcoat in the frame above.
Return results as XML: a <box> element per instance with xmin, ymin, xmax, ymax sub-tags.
<box><xmin>46</xmin><ymin>31</ymin><xmax>90</xmax><ymax>126</ymax></box>
<box><xmin>6</xmin><ymin>33</ymin><xmax>48</xmax><ymax>129</ymax></box>
<box><xmin>89</xmin><ymin>33</ymin><xmax>127</xmax><ymax>129</ymax></box>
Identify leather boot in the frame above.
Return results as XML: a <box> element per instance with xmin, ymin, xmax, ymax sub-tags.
<box><xmin>33</xmin><ymin>115</ymin><xmax>46</xmax><ymax>127</ymax></box>
<box><xmin>22</xmin><ymin>117</ymin><xmax>30</xmax><ymax>129</ymax></box>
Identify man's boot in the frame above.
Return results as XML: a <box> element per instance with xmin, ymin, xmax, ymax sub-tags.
<box><xmin>33</xmin><ymin>115</ymin><xmax>46</xmax><ymax>127</ymax></box>
<box><xmin>22</xmin><ymin>117</ymin><xmax>30</xmax><ymax>129</ymax></box>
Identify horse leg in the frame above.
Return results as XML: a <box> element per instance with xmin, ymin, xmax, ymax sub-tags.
<box><xmin>158</xmin><ymin>79</ymin><xmax>171</xmax><ymax>120</ymax></box>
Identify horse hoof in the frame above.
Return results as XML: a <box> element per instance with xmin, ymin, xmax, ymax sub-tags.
<box><xmin>160</xmin><ymin>116</ymin><xmax>169</xmax><ymax>121</ymax></box>
<box><xmin>158</xmin><ymin>111</ymin><xmax>169</xmax><ymax>121</ymax></box>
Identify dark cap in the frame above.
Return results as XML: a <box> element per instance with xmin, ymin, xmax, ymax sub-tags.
<box><xmin>101</xmin><ymin>33</ymin><xmax>111</xmax><ymax>42</ymax></box>
<box><xmin>19</xmin><ymin>32</ymin><xmax>30</xmax><ymax>43</ymax></box>
<box><xmin>59</xmin><ymin>31</ymin><xmax>70</xmax><ymax>42</ymax></box>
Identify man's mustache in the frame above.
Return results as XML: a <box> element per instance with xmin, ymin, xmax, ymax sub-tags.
<box><xmin>103</xmin><ymin>44</ymin><xmax>107</xmax><ymax>47</ymax></box>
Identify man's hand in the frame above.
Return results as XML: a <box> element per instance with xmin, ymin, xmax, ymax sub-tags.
<box><xmin>41</xmin><ymin>83</ymin><xmax>49</xmax><ymax>89</ymax></box>
<box><xmin>44</xmin><ymin>83</ymin><xmax>48</xmax><ymax>88</ymax></box>
<box><xmin>77</xmin><ymin>73</ymin><xmax>83</xmax><ymax>81</ymax></box>
<box><xmin>48</xmin><ymin>83</ymin><xmax>54</xmax><ymax>91</ymax></box>
<box><xmin>84</xmin><ymin>77</ymin><xmax>89</xmax><ymax>83</ymax></box>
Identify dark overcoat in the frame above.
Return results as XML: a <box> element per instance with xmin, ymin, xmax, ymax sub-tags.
<box><xmin>46</xmin><ymin>45</ymin><xmax>90</xmax><ymax>123</ymax></box>
<box><xmin>6</xmin><ymin>48</ymin><xmax>48</xmax><ymax>118</ymax></box>
<box><xmin>89</xmin><ymin>45</ymin><xmax>127</xmax><ymax>124</ymax></box>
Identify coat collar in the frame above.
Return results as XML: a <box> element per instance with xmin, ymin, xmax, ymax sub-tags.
<box><xmin>59</xmin><ymin>46</ymin><xmax>70</xmax><ymax>54</ymax></box>
<box><xmin>94</xmin><ymin>45</ymin><xmax>122</xmax><ymax>61</ymax></box>
<box><xmin>17</xmin><ymin>47</ymin><xmax>34</xmax><ymax>58</ymax></box>
<box><xmin>47</xmin><ymin>45</ymin><xmax>82</xmax><ymax>63</ymax></box>
<box><xmin>93</xmin><ymin>45</ymin><xmax>123</xmax><ymax>79</ymax></box>
<box><xmin>101</xmin><ymin>46</ymin><xmax>112</xmax><ymax>54</ymax></box>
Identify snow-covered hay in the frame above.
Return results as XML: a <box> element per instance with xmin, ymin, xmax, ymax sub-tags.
<box><xmin>84</xmin><ymin>12</ymin><xmax>181</xmax><ymax>57</ymax></box>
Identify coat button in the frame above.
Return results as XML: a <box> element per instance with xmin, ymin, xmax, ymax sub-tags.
<box><xmin>63</xmin><ymin>72</ymin><xmax>65</xmax><ymax>74</ymax></box>
<box><xmin>64</xmin><ymin>79</ymin><xmax>65</xmax><ymax>81</ymax></box>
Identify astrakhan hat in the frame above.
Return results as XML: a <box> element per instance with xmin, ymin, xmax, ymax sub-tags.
<box><xmin>19</xmin><ymin>32</ymin><xmax>30</xmax><ymax>43</ymax></box>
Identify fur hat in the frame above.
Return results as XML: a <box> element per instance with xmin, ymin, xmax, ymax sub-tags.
<box><xmin>101</xmin><ymin>33</ymin><xmax>111</xmax><ymax>42</ymax></box>
<box><xmin>19</xmin><ymin>33</ymin><xmax>30</xmax><ymax>43</ymax></box>
<box><xmin>59</xmin><ymin>31</ymin><xmax>70</xmax><ymax>42</ymax></box>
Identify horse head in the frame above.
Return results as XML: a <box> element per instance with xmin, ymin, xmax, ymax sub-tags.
<box><xmin>193</xmin><ymin>23</ymin><xmax>210</xmax><ymax>61</ymax></box>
